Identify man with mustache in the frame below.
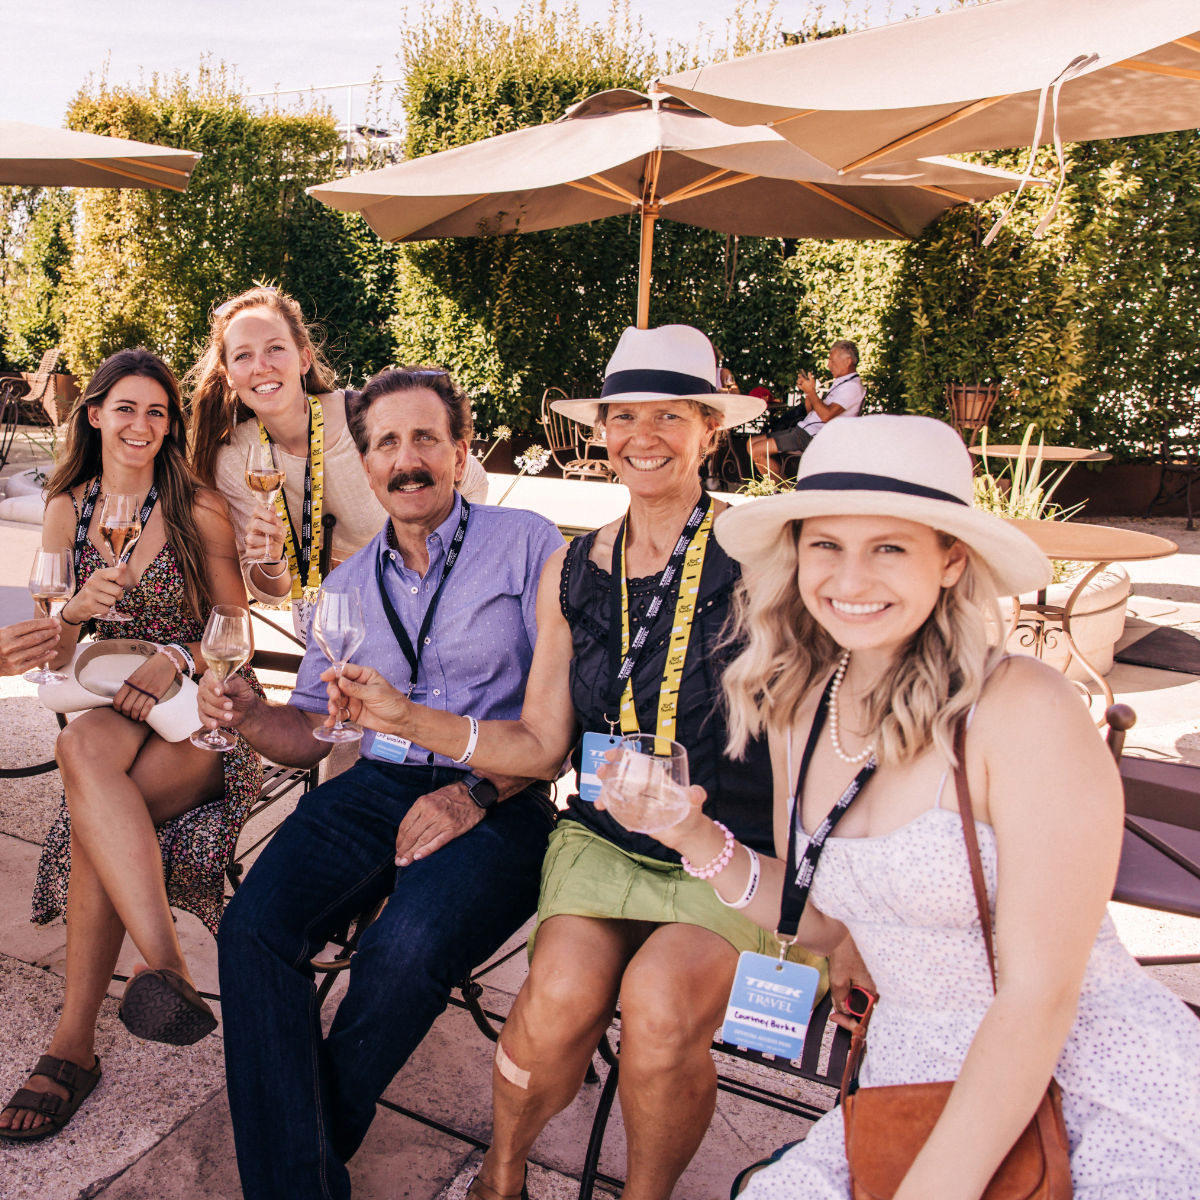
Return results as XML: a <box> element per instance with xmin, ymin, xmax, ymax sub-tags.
<box><xmin>197</xmin><ymin>368</ymin><xmax>564</xmax><ymax>1200</ymax></box>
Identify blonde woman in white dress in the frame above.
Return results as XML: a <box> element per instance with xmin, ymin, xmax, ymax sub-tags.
<box><xmin>605</xmin><ymin>415</ymin><xmax>1200</xmax><ymax>1199</ymax></box>
<box><xmin>188</xmin><ymin>286</ymin><xmax>487</xmax><ymax>625</ymax></box>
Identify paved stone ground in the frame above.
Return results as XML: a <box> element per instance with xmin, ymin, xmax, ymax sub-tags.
<box><xmin>0</xmin><ymin>443</ymin><xmax>1197</xmax><ymax>1198</ymax></box>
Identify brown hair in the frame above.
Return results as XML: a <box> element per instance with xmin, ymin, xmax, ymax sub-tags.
<box><xmin>186</xmin><ymin>286</ymin><xmax>338</xmax><ymax>486</ymax></box>
<box><xmin>347</xmin><ymin>367</ymin><xmax>473</xmax><ymax>454</ymax></box>
<box><xmin>47</xmin><ymin>348</ymin><xmax>214</xmax><ymax>622</ymax></box>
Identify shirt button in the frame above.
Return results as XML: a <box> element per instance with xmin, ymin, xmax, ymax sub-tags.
<box><xmin>410</xmin><ymin>586</ymin><xmax>418</xmax><ymax>594</ymax></box>
<box><xmin>390</xmin><ymin>552</ymin><xmax>396</xmax><ymax>561</ymax></box>
<box><xmin>424</xmin><ymin>637</ymin><xmax>431</xmax><ymax>645</ymax></box>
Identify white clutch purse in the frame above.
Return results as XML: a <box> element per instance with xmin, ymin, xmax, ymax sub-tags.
<box><xmin>38</xmin><ymin>640</ymin><xmax>202</xmax><ymax>744</ymax></box>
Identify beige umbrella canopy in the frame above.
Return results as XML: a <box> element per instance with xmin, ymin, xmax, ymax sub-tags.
<box><xmin>0</xmin><ymin>121</ymin><xmax>201</xmax><ymax>191</ymax></box>
<box><xmin>309</xmin><ymin>89</ymin><xmax>1035</xmax><ymax>327</ymax></box>
<box><xmin>659</xmin><ymin>0</ymin><xmax>1200</xmax><ymax>173</ymax></box>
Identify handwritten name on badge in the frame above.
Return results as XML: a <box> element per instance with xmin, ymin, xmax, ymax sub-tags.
<box><xmin>721</xmin><ymin>951</ymin><xmax>821</xmax><ymax>1061</ymax></box>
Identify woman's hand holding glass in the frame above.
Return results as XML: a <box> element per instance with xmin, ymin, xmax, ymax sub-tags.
<box><xmin>59</xmin><ymin>562</ymin><xmax>130</xmax><ymax>626</ymax></box>
<box><xmin>244</xmin><ymin>443</ymin><xmax>288</xmax><ymax>567</ymax></box>
<box><xmin>594</xmin><ymin>737</ymin><xmax>706</xmax><ymax>838</ymax></box>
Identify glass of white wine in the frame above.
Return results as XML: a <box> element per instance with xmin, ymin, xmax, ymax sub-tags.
<box><xmin>190</xmin><ymin>604</ymin><xmax>253</xmax><ymax>752</ymax></box>
<box><xmin>97</xmin><ymin>493</ymin><xmax>142</xmax><ymax>623</ymax></box>
<box><xmin>24</xmin><ymin>548</ymin><xmax>73</xmax><ymax>684</ymax></box>
<box><xmin>599</xmin><ymin>735</ymin><xmax>692</xmax><ymax>835</ymax></box>
<box><xmin>312</xmin><ymin>584</ymin><xmax>366</xmax><ymax>744</ymax></box>
<box><xmin>245</xmin><ymin>442</ymin><xmax>286</xmax><ymax>564</ymax></box>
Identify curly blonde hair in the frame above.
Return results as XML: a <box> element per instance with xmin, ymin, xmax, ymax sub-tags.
<box><xmin>721</xmin><ymin>520</ymin><xmax>1004</xmax><ymax>768</ymax></box>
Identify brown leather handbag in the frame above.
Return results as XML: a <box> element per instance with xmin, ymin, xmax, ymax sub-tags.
<box><xmin>838</xmin><ymin>720</ymin><xmax>1073</xmax><ymax>1199</ymax></box>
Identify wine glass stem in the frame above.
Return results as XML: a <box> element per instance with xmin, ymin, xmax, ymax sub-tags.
<box><xmin>333</xmin><ymin>661</ymin><xmax>346</xmax><ymax>729</ymax></box>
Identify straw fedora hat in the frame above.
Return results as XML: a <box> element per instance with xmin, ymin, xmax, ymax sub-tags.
<box><xmin>713</xmin><ymin>414</ymin><xmax>1051</xmax><ymax>597</ymax></box>
<box><xmin>550</xmin><ymin>325</ymin><xmax>768</xmax><ymax>430</ymax></box>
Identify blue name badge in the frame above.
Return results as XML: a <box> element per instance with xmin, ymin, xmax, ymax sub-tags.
<box><xmin>369</xmin><ymin>732</ymin><xmax>412</xmax><ymax>764</ymax></box>
<box><xmin>721</xmin><ymin>951</ymin><xmax>821</xmax><ymax>1061</ymax></box>
<box><xmin>579</xmin><ymin>731</ymin><xmax>622</xmax><ymax>803</ymax></box>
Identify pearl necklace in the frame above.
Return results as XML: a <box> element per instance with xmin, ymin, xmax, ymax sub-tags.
<box><xmin>829</xmin><ymin>650</ymin><xmax>875</xmax><ymax>765</ymax></box>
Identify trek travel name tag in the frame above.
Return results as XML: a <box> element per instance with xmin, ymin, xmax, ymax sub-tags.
<box><xmin>370</xmin><ymin>732</ymin><xmax>413</xmax><ymax>764</ymax></box>
<box><xmin>579</xmin><ymin>731</ymin><xmax>621</xmax><ymax>803</ymax></box>
<box><xmin>721</xmin><ymin>952</ymin><xmax>821</xmax><ymax>1060</ymax></box>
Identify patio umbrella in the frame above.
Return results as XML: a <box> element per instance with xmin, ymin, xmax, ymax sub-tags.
<box><xmin>0</xmin><ymin>121</ymin><xmax>201</xmax><ymax>191</ymax></box>
<box><xmin>308</xmin><ymin>89</ymin><xmax>1035</xmax><ymax>327</ymax></box>
<box><xmin>658</xmin><ymin>0</ymin><xmax>1200</xmax><ymax>174</ymax></box>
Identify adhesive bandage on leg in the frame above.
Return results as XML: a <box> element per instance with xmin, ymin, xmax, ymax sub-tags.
<box><xmin>495</xmin><ymin>1040</ymin><xmax>530</xmax><ymax>1089</ymax></box>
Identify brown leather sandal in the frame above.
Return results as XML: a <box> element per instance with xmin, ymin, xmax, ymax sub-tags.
<box><xmin>119</xmin><ymin>968</ymin><xmax>217</xmax><ymax>1046</ymax></box>
<box><xmin>0</xmin><ymin>1054</ymin><xmax>101</xmax><ymax>1142</ymax></box>
<box><xmin>467</xmin><ymin>1165</ymin><xmax>529</xmax><ymax>1200</ymax></box>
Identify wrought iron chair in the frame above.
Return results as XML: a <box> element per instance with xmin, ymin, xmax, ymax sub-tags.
<box><xmin>0</xmin><ymin>377</ymin><xmax>22</xmax><ymax>474</ymax></box>
<box><xmin>540</xmin><ymin>388</ymin><xmax>613</xmax><ymax>482</ymax></box>
<box><xmin>1145</xmin><ymin>433</ymin><xmax>1199</xmax><ymax>532</ymax></box>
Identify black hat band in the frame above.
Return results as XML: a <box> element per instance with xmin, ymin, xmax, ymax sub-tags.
<box><xmin>795</xmin><ymin>472</ymin><xmax>968</xmax><ymax>506</ymax></box>
<box><xmin>600</xmin><ymin>368</ymin><xmax>717</xmax><ymax>398</ymax></box>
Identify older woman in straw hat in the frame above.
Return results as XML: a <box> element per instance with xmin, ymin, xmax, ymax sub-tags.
<box><xmin>619</xmin><ymin>415</ymin><xmax>1200</xmax><ymax>1198</ymax></box>
<box><xmin>323</xmin><ymin>324</ymin><xmax>874</xmax><ymax>1200</ymax></box>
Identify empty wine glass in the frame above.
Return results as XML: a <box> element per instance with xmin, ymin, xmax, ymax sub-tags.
<box><xmin>96</xmin><ymin>493</ymin><xmax>142</xmax><ymax>623</ymax></box>
<box><xmin>312</xmin><ymin>584</ymin><xmax>366</xmax><ymax>744</ymax></box>
<box><xmin>598</xmin><ymin>735</ymin><xmax>692</xmax><ymax>835</ymax></box>
<box><xmin>191</xmin><ymin>605</ymin><xmax>253</xmax><ymax>752</ymax></box>
<box><xmin>245</xmin><ymin>442</ymin><xmax>286</xmax><ymax>564</ymax></box>
<box><xmin>24</xmin><ymin>548</ymin><xmax>73</xmax><ymax>684</ymax></box>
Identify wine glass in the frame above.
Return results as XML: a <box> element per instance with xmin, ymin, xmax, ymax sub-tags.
<box><xmin>245</xmin><ymin>443</ymin><xmax>286</xmax><ymax>564</ymax></box>
<box><xmin>598</xmin><ymin>735</ymin><xmax>692</xmax><ymax>835</ymax></box>
<box><xmin>96</xmin><ymin>493</ymin><xmax>142</xmax><ymax>623</ymax></box>
<box><xmin>190</xmin><ymin>605</ymin><xmax>254</xmax><ymax>752</ymax></box>
<box><xmin>312</xmin><ymin>584</ymin><xmax>366</xmax><ymax>744</ymax></box>
<box><xmin>24</xmin><ymin>548</ymin><xmax>73</xmax><ymax>684</ymax></box>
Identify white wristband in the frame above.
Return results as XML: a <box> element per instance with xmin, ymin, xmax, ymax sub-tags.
<box><xmin>166</xmin><ymin>642</ymin><xmax>196</xmax><ymax>678</ymax></box>
<box><xmin>717</xmin><ymin>846</ymin><xmax>760</xmax><ymax>910</ymax></box>
<box><xmin>453</xmin><ymin>715</ymin><xmax>479</xmax><ymax>765</ymax></box>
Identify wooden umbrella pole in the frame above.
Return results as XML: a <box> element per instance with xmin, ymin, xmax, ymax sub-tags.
<box><xmin>636</xmin><ymin>151</ymin><xmax>663</xmax><ymax>330</ymax></box>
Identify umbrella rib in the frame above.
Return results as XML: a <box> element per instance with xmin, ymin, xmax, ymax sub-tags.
<box><xmin>662</xmin><ymin>172</ymin><xmax>757</xmax><ymax>206</ymax></box>
<box><xmin>588</xmin><ymin>173</ymin><xmax>641</xmax><ymax>204</ymax></box>
<box><xmin>769</xmin><ymin>109</ymin><xmax>818</xmax><ymax>127</ymax></box>
<box><xmin>1176</xmin><ymin>37</ymin><xmax>1200</xmax><ymax>55</ymax></box>
<box><xmin>795</xmin><ymin>181</ymin><xmax>909</xmax><ymax>239</ymax></box>
<box><xmin>72</xmin><ymin>159</ymin><xmax>183</xmax><ymax>191</ymax></box>
<box><xmin>114</xmin><ymin>157</ymin><xmax>192</xmax><ymax>178</ymax></box>
<box><xmin>917</xmin><ymin>184</ymin><xmax>974</xmax><ymax>204</ymax></box>
<box><xmin>839</xmin><ymin>95</ymin><xmax>1011</xmax><ymax>174</ymax></box>
<box><xmin>565</xmin><ymin>179</ymin><xmax>638</xmax><ymax>206</ymax></box>
<box><xmin>1116</xmin><ymin>58</ymin><xmax>1200</xmax><ymax>82</ymax></box>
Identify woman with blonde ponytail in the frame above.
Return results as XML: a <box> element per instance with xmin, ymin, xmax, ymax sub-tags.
<box><xmin>188</xmin><ymin>286</ymin><xmax>487</xmax><ymax>632</ymax></box>
<box><xmin>620</xmin><ymin>415</ymin><xmax>1200</xmax><ymax>1199</ymax></box>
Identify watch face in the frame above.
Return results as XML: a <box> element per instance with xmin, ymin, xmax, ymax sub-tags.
<box><xmin>468</xmin><ymin>778</ymin><xmax>500</xmax><ymax>809</ymax></box>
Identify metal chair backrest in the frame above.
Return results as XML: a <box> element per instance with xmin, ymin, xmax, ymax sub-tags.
<box><xmin>540</xmin><ymin>387</ymin><xmax>583</xmax><ymax>471</ymax></box>
<box><xmin>24</xmin><ymin>348</ymin><xmax>61</xmax><ymax>404</ymax></box>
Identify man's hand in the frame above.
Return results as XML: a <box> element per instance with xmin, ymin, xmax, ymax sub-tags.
<box><xmin>323</xmin><ymin>661</ymin><xmax>412</xmax><ymax>735</ymax></box>
<box><xmin>395</xmin><ymin>782</ymin><xmax>484</xmax><ymax>866</ymax></box>
<box><xmin>0</xmin><ymin>618</ymin><xmax>60</xmax><ymax>676</ymax></box>
<box><xmin>827</xmin><ymin>934</ymin><xmax>877</xmax><ymax>1032</ymax></box>
<box><xmin>796</xmin><ymin>369</ymin><xmax>818</xmax><ymax>408</ymax></box>
<box><xmin>197</xmin><ymin>670</ymin><xmax>260</xmax><ymax>730</ymax></box>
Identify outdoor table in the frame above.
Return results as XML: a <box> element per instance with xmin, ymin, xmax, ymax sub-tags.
<box><xmin>970</xmin><ymin>444</ymin><xmax>1113</xmax><ymax>464</ymax></box>
<box><xmin>1004</xmin><ymin>519</ymin><xmax>1177</xmax><ymax>715</ymax></box>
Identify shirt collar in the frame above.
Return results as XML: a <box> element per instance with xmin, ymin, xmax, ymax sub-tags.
<box><xmin>377</xmin><ymin>491</ymin><xmax>464</xmax><ymax>571</ymax></box>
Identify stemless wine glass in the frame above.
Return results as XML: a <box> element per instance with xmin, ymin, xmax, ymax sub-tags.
<box><xmin>312</xmin><ymin>584</ymin><xmax>366</xmax><ymax>744</ymax></box>
<box><xmin>598</xmin><ymin>735</ymin><xmax>692</xmax><ymax>835</ymax></box>
<box><xmin>191</xmin><ymin>605</ymin><xmax>254</xmax><ymax>752</ymax></box>
<box><xmin>96</xmin><ymin>492</ymin><xmax>142</xmax><ymax>623</ymax></box>
<box><xmin>245</xmin><ymin>442</ymin><xmax>286</xmax><ymax>564</ymax></box>
<box><xmin>24</xmin><ymin>548</ymin><xmax>74</xmax><ymax>684</ymax></box>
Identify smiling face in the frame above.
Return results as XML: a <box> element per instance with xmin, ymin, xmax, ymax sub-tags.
<box><xmin>359</xmin><ymin>387</ymin><xmax>469</xmax><ymax>527</ymax></box>
<box><xmin>221</xmin><ymin>306</ymin><xmax>313</xmax><ymax>416</ymax></box>
<box><xmin>602</xmin><ymin>400</ymin><xmax>719</xmax><ymax>499</ymax></box>
<box><xmin>86</xmin><ymin>374</ymin><xmax>172</xmax><ymax>470</ymax></box>
<box><xmin>797</xmin><ymin>514</ymin><xmax>967</xmax><ymax>657</ymax></box>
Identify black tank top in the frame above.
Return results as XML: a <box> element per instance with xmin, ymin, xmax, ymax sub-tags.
<box><xmin>560</xmin><ymin>528</ymin><xmax>774</xmax><ymax>861</ymax></box>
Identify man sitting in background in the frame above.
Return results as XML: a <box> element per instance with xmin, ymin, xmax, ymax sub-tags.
<box><xmin>750</xmin><ymin>339</ymin><xmax>864</xmax><ymax>479</ymax></box>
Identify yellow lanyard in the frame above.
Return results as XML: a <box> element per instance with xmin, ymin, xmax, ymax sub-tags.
<box><xmin>618</xmin><ymin>503</ymin><xmax>714</xmax><ymax>748</ymax></box>
<box><xmin>258</xmin><ymin>394</ymin><xmax>324</xmax><ymax>600</ymax></box>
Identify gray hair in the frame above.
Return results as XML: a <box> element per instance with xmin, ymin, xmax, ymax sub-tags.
<box><xmin>830</xmin><ymin>340</ymin><xmax>860</xmax><ymax>369</ymax></box>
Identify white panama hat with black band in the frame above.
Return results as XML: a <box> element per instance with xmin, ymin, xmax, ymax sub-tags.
<box><xmin>550</xmin><ymin>324</ymin><xmax>767</xmax><ymax>430</ymax></box>
<box><xmin>713</xmin><ymin>414</ymin><xmax>1052</xmax><ymax>598</ymax></box>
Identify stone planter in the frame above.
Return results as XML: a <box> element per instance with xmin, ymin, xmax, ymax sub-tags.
<box><xmin>1004</xmin><ymin>564</ymin><xmax>1131</xmax><ymax>679</ymax></box>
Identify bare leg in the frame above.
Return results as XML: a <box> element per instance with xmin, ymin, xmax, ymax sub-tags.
<box><xmin>616</xmin><ymin>922</ymin><xmax>739</xmax><ymax>1200</ymax></box>
<box><xmin>474</xmin><ymin>915</ymin><xmax>651</xmax><ymax>1197</ymax></box>
<box><xmin>749</xmin><ymin>433</ymin><xmax>773</xmax><ymax>478</ymax></box>
<box><xmin>1</xmin><ymin>710</ymin><xmax>225</xmax><ymax>1133</ymax></box>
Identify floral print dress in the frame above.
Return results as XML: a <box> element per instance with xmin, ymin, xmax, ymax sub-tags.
<box><xmin>31</xmin><ymin>536</ymin><xmax>265</xmax><ymax>935</ymax></box>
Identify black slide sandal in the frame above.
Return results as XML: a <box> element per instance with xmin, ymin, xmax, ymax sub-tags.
<box><xmin>119</xmin><ymin>969</ymin><xmax>218</xmax><ymax>1046</ymax></box>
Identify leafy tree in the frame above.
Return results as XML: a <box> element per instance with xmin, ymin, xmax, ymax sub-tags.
<box><xmin>4</xmin><ymin>188</ymin><xmax>75</xmax><ymax>367</ymax></box>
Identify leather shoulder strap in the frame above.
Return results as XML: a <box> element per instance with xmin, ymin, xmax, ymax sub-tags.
<box><xmin>953</xmin><ymin>717</ymin><xmax>998</xmax><ymax>992</ymax></box>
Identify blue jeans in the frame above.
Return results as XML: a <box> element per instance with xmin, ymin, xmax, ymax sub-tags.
<box><xmin>217</xmin><ymin>760</ymin><xmax>555</xmax><ymax>1200</ymax></box>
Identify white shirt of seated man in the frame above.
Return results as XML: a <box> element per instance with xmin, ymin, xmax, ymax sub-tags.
<box><xmin>797</xmin><ymin>342</ymin><xmax>864</xmax><ymax>434</ymax></box>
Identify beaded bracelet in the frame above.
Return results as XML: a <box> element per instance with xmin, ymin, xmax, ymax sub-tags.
<box><xmin>717</xmin><ymin>846</ymin><xmax>761</xmax><ymax>909</ymax></box>
<box><xmin>165</xmin><ymin>642</ymin><xmax>196</xmax><ymax>678</ymax></box>
<box><xmin>681</xmin><ymin>820</ymin><xmax>735</xmax><ymax>880</ymax></box>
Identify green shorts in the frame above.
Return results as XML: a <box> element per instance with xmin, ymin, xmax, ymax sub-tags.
<box><xmin>531</xmin><ymin>820</ymin><xmax>827</xmax><ymax>991</ymax></box>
